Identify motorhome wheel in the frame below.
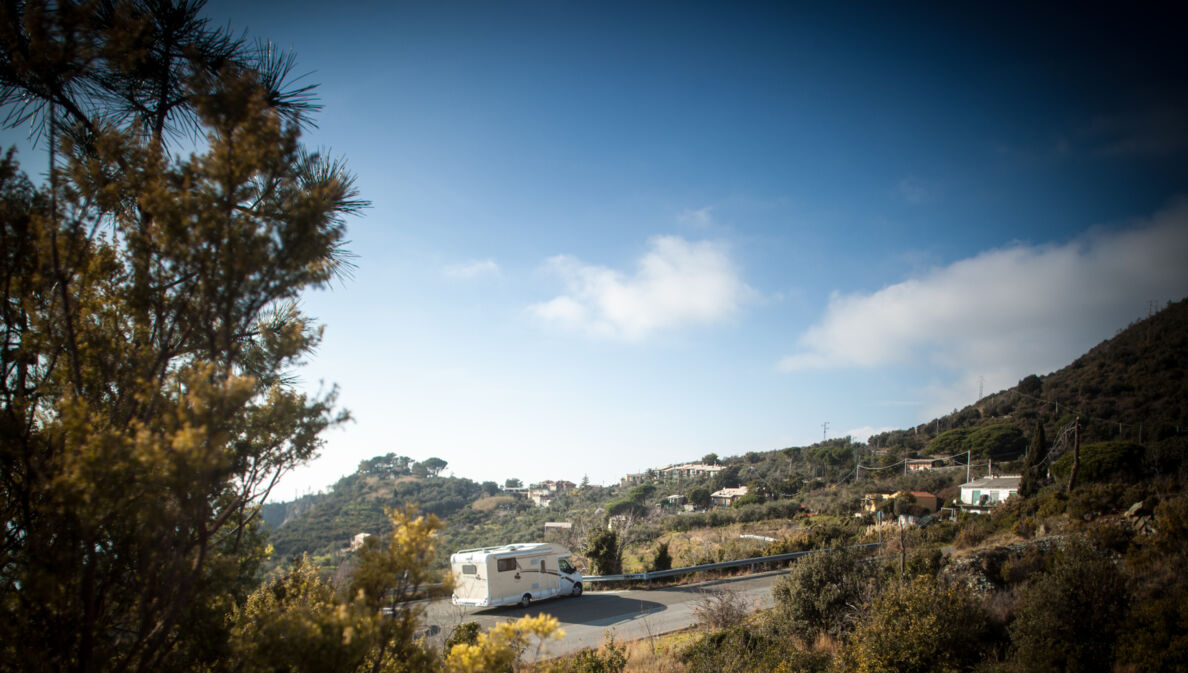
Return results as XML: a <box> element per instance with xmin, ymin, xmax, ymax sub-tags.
<box><xmin>519</xmin><ymin>593</ymin><xmax>531</xmax><ymax>608</ymax></box>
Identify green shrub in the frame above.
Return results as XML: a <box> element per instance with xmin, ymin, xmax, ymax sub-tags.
<box><xmin>1012</xmin><ymin>516</ymin><xmax>1037</xmax><ymax>539</ymax></box>
<box><xmin>546</xmin><ymin>637</ymin><xmax>628</xmax><ymax>673</ymax></box>
<box><xmin>1066</xmin><ymin>482</ymin><xmax>1129</xmax><ymax>520</ymax></box>
<box><xmin>772</xmin><ymin>547</ymin><xmax>874</xmax><ymax>643</ymax></box>
<box><xmin>955</xmin><ymin>515</ymin><xmax>995</xmax><ymax>549</ymax></box>
<box><xmin>998</xmin><ymin>545</ymin><xmax>1050</xmax><ymax>587</ymax></box>
<box><xmin>991</xmin><ymin>493</ymin><xmax>1038</xmax><ymax>531</ymax></box>
<box><xmin>1116</xmin><ymin>584</ymin><xmax>1188</xmax><ymax>673</ymax></box>
<box><xmin>445</xmin><ymin>621</ymin><xmax>480</xmax><ymax>651</ymax></box>
<box><xmin>1085</xmin><ymin>519</ymin><xmax>1134</xmax><ymax>553</ymax></box>
<box><xmin>1009</xmin><ymin>538</ymin><xmax>1127</xmax><ymax>673</ymax></box>
<box><xmin>1035</xmin><ymin>489</ymin><xmax>1068</xmax><ymax>517</ymax></box>
<box><xmin>921</xmin><ymin>521</ymin><xmax>959</xmax><ymax>544</ymax></box>
<box><xmin>1051</xmin><ymin>441</ymin><xmax>1145</xmax><ymax>484</ymax></box>
<box><xmin>679</xmin><ymin>625</ymin><xmax>825</xmax><ymax>673</ymax></box>
<box><xmin>836</xmin><ymin>576</ymin><xmax>991</xmax><ymax>673</ymax></box>
<box><xmin>906</xmin><ymin>547</ymin><xmax>944</xmax><ymax>578</ymax></box>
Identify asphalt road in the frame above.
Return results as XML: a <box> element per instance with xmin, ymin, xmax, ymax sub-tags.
<box><xmin>421</xmin><ymin>569</ymin><xmax>792</xmax><ymax>660</ymax></box>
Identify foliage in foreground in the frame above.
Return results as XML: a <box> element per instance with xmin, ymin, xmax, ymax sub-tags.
<box><xmin>1008</xmin><ymin>540</ymin><xmax>1127</xmax><ymax>673</ymax></box>
<box><xmin>772</xmin><ymin>546</ymin><xmax>874</xmax><ymax>644</ymax></box>
<box><xmin>0</xmin><ymin>2</ymin><xmax>359</xmax><ymax>670</ymax></box>
<box><xmin>445</xmin><ymin>614</ymin><xmax>564</xmax><ymax>673</ymax></box>
<box><xmin>835</xmin><ymin>577</ymin><xmax>991</xmax><ymax>673</ymax></box>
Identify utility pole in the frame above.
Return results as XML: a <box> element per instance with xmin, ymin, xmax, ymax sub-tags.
<box><xmin>898</xmin><ymin>517</ymin><xmax>906</xmax><ymax>581</ymax></box>
<box><xmin>822</xmin><ymin>421</ymin><xmax>829</xmax><ymax>442</ymax></box>
<box><xmin>966</xmin><ymin>449</ymin><xmax>971</xmax><ymax>483</ymax></box>
<box><xmin>1067</xmin><ymin>417</ymin><xmax>1081</xmax><ymax>492</ymax></box>
<box><xmin>978</xmin><ymin>376</ymin><xmax>984</xmax><ymax>400</ymax></box>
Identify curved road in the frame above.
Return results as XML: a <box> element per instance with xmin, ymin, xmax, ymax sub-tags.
<box><xmin>421</xmin><ymin>568</ymin><xmax>791</xmax><ymax>659</ymax></box>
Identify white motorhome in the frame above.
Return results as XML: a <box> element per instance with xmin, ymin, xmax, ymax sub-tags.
<box><xmin>450</xmin><ymin>543</ymin><xmax>583</xmax><ymax>608</ymax></box>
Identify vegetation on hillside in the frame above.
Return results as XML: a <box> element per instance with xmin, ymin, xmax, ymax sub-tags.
<box><xmin>269</xmin><ymin>298</ymin><xmax>1187</xmax><ymax>575</ymax></box>
<box><xmin>268</xmin><ymin>300</ymin><xmax>1188</xmax><ymax>576</ymax></box>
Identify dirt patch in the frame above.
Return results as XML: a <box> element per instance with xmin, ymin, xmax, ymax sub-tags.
<box><xmin>471</xmin><ymin>495</ymin><xmax>515</xmax><ymax>512</ymax></box>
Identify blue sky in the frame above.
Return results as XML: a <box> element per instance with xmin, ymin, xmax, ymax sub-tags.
<box><xmin>8</xmin><ymin>2</ymin><xmax>1187</xmax><ymax>497</ymax></box>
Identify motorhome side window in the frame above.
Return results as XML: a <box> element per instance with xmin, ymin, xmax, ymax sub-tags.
<box><xmin>497</xmin><ymin>558</ymin><xmax>517</xmax><ymax>572</ymax></box>
<box><xmin>461</xmin><ymin>564</ymin><xmax>477</xmax><ymax>575</ymax></box>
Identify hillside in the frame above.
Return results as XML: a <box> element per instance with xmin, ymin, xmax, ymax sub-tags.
<box><xmin>262</xmin><ymin>469</ymin><xmax>489</xmax><ymax>562</ymax></box>
<box><xmin>263</xmin><ymin>298</ymin><xmax>1188</xmax><ymax>571</ymax></box>
<box><xmin>870</xmin><ymin>297</ymin><xmax>1188</xmax><ymax>460</ymax></box>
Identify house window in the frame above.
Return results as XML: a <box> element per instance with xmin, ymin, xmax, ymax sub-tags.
<box><xmin>970</xmin><ymin>490</ymin><xmax>981</xmax><ymax>504</ymax></box>
<box><xmin>461</xmin><ymin>564</ymin><xmax>477</xmax><ymax>575</ymax></box>
<box><xmin>497</xmin><ymin>558</ymin><xmax>517</xmax><ymax>572</ymax></box>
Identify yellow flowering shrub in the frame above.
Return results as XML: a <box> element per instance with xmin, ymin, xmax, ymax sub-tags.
<box><xmin>445</xmin><ymin>614</ymin><xmax>565</xmax><ymax>673</ymax></box>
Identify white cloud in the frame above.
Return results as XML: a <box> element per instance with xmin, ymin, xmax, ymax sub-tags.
<box><xmin>442</xmin><ymin>259</ymin><xmax>500</xmax><ymax>280</ymax></box>
<box><xmin>531</xmin><ymin>295</ymin><xmax>587</xmax><ymax>323</ymax></box>
<box><xmin>779</xmin><ymin>202</ymin><xmax>1188</xmax><ymax>416</ymax></box>
<box><xmin>529</xmin><ymin>235</ymin><xmax>751</xmax><ymax>340</ymax></box>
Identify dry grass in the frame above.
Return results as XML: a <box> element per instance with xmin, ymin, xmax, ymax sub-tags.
<box><xmin>692</xmin><ymin>589</ymin><xmax>748</xmax><ymax>631</ymax></box>
<box><xmin>471</xmin><ymin>495</ymin><xmax>515</xmax><ymax>512</ymax></box>
<box><xmin>622</xmin><ymin>520</ymin><xmax>809</xmax><ymax>573</ymax></box>
<box><xmin>811</xmin><ymin>632</ymin><xmax>842</xmax><ymax>656</ymax></box>
<box><xmin>619</xmin><ymin>629</ymin><xmax>694</xmax><ymax>673</ymax></box>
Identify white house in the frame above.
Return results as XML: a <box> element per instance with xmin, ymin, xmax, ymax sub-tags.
<box><xmin>660</xmin><ymin>463</ymin><xmax>725</xmax><ymax>479</ymax></box>
<box><xmin>958</xmin><ymin>475</ymin><xmax>1020</xmax><ymax>513</ymax></box>
<box><xmin>347</xmin><ymin>532</ymin><xmax>372</xmax><ymax>551</ymax></box>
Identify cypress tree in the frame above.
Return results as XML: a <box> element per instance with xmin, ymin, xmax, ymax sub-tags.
<box><xmin>1021</xmin><ymin>421</ymin><xmax>1047</xmax><ymax>497</ymax></box>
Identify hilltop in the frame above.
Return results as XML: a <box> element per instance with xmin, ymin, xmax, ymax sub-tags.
<box><xmin>868</xmin><ymin>297</ymin><xmax>1187</xmax><ymax>460</ymax></box>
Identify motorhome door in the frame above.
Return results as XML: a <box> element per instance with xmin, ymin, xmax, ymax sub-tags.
<box><xmin>533</xmin><ymin>556</ymin><xmax>559</xmax><ymax>596</ymax></box>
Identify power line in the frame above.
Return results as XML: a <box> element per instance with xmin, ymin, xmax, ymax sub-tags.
<box><xmin>1002</xmin><ymin>388</ymin><xmax>1177</xmax><ymax>443</ymax></box>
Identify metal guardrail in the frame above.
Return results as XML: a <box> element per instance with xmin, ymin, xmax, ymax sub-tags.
<box><xmin>582</xmin><ymin>542</ymin><xmax>881</xmax><ymax>584</ymax></box>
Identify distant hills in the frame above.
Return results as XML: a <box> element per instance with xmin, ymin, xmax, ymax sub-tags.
<box><xmin>262</xmin><ymin>297</ymin><xmax>1187</xmax><ymax>565</ymax></box>
<box><xmin>260</xmin><ymin>470</ymin><xmax>488</xmax><ymax>562</ymax></box>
